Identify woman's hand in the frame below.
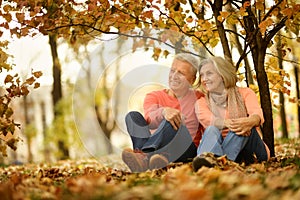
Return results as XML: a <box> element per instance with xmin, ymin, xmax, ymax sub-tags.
<box><xmin>227</xmin><ymin>115</ymin><xmax>261</xmax><ymax>136</ymax></box>
<box><xmin>227</xmin><ymin>118</ymin><xmax>252</xmax><ymax>136</ymax></box>
<box><xmin>162</xmin><ymin>107</ymin><xmax>182</xmax><ymax>130</ymax></box>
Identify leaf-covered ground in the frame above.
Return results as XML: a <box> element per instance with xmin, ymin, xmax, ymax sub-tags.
<box><xmin>0</xmin><ymin>139</ymin><xmax>299</xmax><ymax>200</ymax></box>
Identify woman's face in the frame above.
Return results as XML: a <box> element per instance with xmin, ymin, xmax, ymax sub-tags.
<box><xmin>200</xmin><ymin>62</ymin><xmax>225</xmax><ymax>93</ymax></box>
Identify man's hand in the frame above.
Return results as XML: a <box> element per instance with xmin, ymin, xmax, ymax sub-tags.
<box><xmin>162</xmin><ymin>107</ymin><xmax>182</xmax><ymax>130</ymax></box>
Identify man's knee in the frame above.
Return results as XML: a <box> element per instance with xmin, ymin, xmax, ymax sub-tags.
<box><xmin>126</xmin><ymin>111</ymin><xmax>147</xmax><ymax>126</ymax></box>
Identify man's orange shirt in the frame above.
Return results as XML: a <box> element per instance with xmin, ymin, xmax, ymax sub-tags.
<box><xmin>143</xmin><ymin>89</ymin><xmax>204</xmax><ymax>147</ymax></box>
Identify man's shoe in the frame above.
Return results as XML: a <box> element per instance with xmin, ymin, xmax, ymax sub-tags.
<box><xmin>192</xmin><ymin>153</ymin><xmax>216</xmax><ymax>172</ymax></box>
<box><xmin>149</xmin><ymin>154</ymin><xmax>169</xmax><ymax>170</ymax></box>
<box><xmin>122</xmin><ymin>148</ymin><xmax>149</xmax><ymax>172</ymax></box>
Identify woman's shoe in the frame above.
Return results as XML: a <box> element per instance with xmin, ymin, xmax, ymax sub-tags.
<box><xmin>192</xmin><ymin>153</ymin><xmax>216</xmax><ymax>172</ymax></box>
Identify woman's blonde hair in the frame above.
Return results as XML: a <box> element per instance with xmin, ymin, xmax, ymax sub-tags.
<box><xmin>199</xmin><ymin>56</ymin><xmax>237</xmax><ymax>88</ymax></box>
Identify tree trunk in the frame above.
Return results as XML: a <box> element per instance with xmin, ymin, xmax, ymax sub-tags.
<box><xmin>247</xmin><ymin>32</ymin><xmax>275</xmax><ymax>156</ymax></box>
<box><xmin>243</xmin><ymin>0</ymin><xmax>275</xmax><ymax>156</ymax></box>
<box><xmin>49</xmin><ymin>34</ymin><xmax>69</xmax><ymax>159</ymax></box>
<box><xmin>254</xmin><ymin>47</ymin><xmax>275</xmax><ymax>157</ymax></box>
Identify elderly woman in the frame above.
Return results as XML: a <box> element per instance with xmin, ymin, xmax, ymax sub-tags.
<box><xmin>192</xmin><ymin>56</ymin><xmax>270</xmax><ymax>171</ymax></box>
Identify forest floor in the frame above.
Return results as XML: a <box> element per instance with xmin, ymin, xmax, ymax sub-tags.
<box><xmin>0</xmin><ymin>138</ymin><xmax>299</xmax><ymax>200</ymax></box>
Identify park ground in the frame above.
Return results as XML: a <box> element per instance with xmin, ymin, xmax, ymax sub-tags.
<box><xmin>0</xmin><ymin>138</ymin><xmax>299</xmax><ymax>200</ymax></box>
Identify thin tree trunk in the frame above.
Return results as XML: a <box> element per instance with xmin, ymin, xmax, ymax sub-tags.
<box><xmin>41</xmin><ymin>102</ymin><xmax>51</xmax><ymax>161</ymax></box>
<box><xmin>210</xmin><ymin>1</ymin><xmax>232</xmax><ymax>62</ymax></box>
<box><xmin>279</xmin><ymin>92</ymin><xmax>288</xmax><ymax>138</ymax></box>
<box><xmin>49</xmin><ymin>34</ymin><xmax>62</xmax><ymax>109</ymax></box>
<box><xmin>294</xmin><ymin>60</ymin><xmax>300</xmax><ymax>138</ymax></box>
<box><xmin>232</xmin><ymin>24</ymin><xmax>254</xmax><ymax>85</ymax></box>
<box><xmin>277</xmin><ymin>34</ymin><xmax>288</xmax><ymax>138</ymax></box>
<box><xmin>23</xmin><ymin>95</ymin><xmax>33</xmax><ymax>163</ymax></box>
<box><xmin>49</xmin><ymin>34</ymin><xmax>69</xmax><ymax>159</ymax></box>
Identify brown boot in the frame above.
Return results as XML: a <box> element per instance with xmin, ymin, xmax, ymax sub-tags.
<box><xmin>149</xmin><ymin>154</ymin><xmax>169</xmax><ymax>170</ymax></box>
<box><xmin>122</xmin><ymin>148</ymin><xmax>149</xmax><ymax>172</ymax></box>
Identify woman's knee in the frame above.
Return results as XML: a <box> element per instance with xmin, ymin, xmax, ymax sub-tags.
<box><xmin>204</xmin><ymin>126</ymin><xmax>220</xmax><ymax>136</ymax></box>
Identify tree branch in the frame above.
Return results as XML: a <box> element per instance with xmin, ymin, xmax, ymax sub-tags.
<box><xmin>266</xmin><ymin>52</ymin><xmax>300</xmax><ymax>65</ymax></box>
<box><xmin>265</xmin><ymin>16</ymin><xmax>288</xmax><ymax>43</ymax></box>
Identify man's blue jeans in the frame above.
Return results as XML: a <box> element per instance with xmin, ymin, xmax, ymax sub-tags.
<box><xmin>125</xmin><ymin>111</ymin><xmax>197</xmax><ymax>163</ymax></box>
<box><xmin>197</xmin><ymin>126</ymin><xmax>268</xmax><ymax>163</ymax></box>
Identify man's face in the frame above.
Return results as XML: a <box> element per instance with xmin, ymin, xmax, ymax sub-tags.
<box><xmin>168</xmin><ymin>59</ymin><xmax>195</xmax><ymax>92</ymax></box>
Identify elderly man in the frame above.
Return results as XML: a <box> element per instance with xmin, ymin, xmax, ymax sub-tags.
<box><xmin>122</xmin><ymin>53</ymin><xmax>203</xmax><ymax>172</ymax></box>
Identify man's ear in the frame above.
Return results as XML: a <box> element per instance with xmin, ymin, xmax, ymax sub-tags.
<box><xmin>191</xmin><ymin>75</ymin><xmax>196</xmax><ymax>84</ymax></box>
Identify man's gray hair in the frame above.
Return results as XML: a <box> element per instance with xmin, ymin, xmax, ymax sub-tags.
<box><xmin>174</xmin><ymin>53</ymin><xmax>200</xmax><ymax>74</ymax></box>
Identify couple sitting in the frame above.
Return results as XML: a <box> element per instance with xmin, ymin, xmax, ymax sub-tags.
<box><xmin>122</xmin><ymin>53</ymin><xmax>270</xmax><ymax>172</ymax></box>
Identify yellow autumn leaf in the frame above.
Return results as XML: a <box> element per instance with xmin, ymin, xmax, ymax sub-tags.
<box><xmin>255</xmin><ymin>1</ymin><xmax>264</xmax><ymax>11</ymax></box>
<box><xmin>221</xmin><ymin>11</ymin><xmax>230</xmax><ymax>18</ymax></box>
<box><xmin>16</xmin><ymin>13</ymin><xmax>25</xmax><ymax>22</ymax></box>
<box><xmin>203</xmin><ymin>21</ymin><xmax>213</xmax><ymax>30</ymax></box>
<box><xmin>33</xmin><ymin>71</ymin><xmax>43</xmax><ymax>78</ymax></box>
<box><xmin>271</xmin><ymin>7</ymin><xmax>280</xmax><ymax>17</ymax></box>
<box><xmin>170</xmin><ymin>26</ymin><xmax>179</xmax><ymax>32</ymax></box>
<box><xmin>239</xmin><ymin>7</ymin><xmax>248</xmax><ymax>17</ymax></box>
<box><xmin>281</xmin><ymin>7</ymin><xmax>293</xmax><ymax>18</ymax></box>
<box><xmin>6</xmin><ymin>138</ymin><xmax>18</xmax><ymax>151</ymax></box>
<box><xmin>34</xmin><ymin>82</ymin><xmax>41</xmax><ymax>89</ymax></box>
<box><xmin>2</xmin><ymin>14</ymin><xmax>12</xmax><ymax>23</ymax></box>
<box><xmin>258</xmin><ymin>17</ymin><xmax>273</xmax><ymax>34</ymax></box>
<box><xmin>243</xmin><ymin>1</ymin><xmax>251</xmax><ymax>8</ymax></box>
<box><xmin>21</xmin><ymin>86</ymin><xmax>30</xmax><ymax>96</ymax></box>
<box><xmin>2</xmin><ymin>4</ymin><xmax>12</xmax><ymax>12</ymax></box>
<box><xmin>240</xmin><ymin>29</ymin><xmax>246</xmax><ymax>35</ymax></box>
<box><xmin>217</xmin><ymin>15</ymin><xmax>223</xmax><ymax>22</ymax></box>
<box><xmin>4</xmin><ymin>75</ymin><xmax>13</xmax><ymax>84</ymax></box>
<box><xmin>209</xmin><ymin>38</ymin><xmax>219</xmax><ymax>48</ymax></box>
<box><xmin>194</xmin><ymin>31</ymin><xmax>202</xmax><ymax>38</ymax></box>
<box><xmin>5</xmin><ymin>107</ymin><xmax>13</xmax><ymax>118</ymax></box>
<box><xmin>218</xmin><ymin>11</ymin><xmax>230</xmax><ymax>22</ymax></box>
<box><xmin>226</xmin><ymin>15</ymin><xmax>238</xmax><ymax>25</ymax></box>
<box><xmin>21</xmin><ymin>28</ymin><xmax>29</xmax><ymax>37</ymax></box>
<box><xmin>186</xmin><ymin>16</ymin><xmax>194</xmax><ymax>23</ymax></box>
<box><xmin>288</xmin><ymin>97</ymin><xmax>297</xmax><ymax>103</ymax></box>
